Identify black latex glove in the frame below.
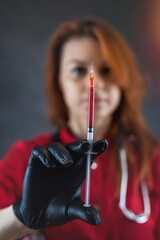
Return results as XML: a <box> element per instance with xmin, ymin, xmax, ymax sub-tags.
<box><xmin>13</xmin><ymin>139</ymin><xmax>108</xmax><ymax>229</ymax></box>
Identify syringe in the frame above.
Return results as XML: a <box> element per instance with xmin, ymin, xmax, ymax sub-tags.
<box><xmin>84</xmin><ymin>60</ymin><xmax>95</xmax><ymax>207</ymax></box>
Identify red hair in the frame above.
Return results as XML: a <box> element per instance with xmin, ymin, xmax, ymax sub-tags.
<box><xmin>45</xmin><ymin>17</ymin><xmax>159</xmax><ymax>195</ymax></box>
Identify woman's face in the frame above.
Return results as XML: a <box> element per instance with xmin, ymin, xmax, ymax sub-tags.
<box><xmin>59</xmin><ymin>37</ymin><xmax>121</xmax><ymax>124</ymax></box>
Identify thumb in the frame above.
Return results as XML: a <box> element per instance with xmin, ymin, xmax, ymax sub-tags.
<box><xmin>67</xmin><ymin>198</ymin><xmax>101</xmax><ymax>225</ymax></box>
<box><xmin>92</xmin><ymin>139</ymin><xmax>108</xmax><ymax>162</ymax></box>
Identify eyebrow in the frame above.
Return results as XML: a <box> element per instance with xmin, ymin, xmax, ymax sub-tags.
<box><xmin>67</xmin><ymin>59</ymin><xmax>90</xmax><ymax>65</ymax></box>
<box><xmin>67</xmin><ymin>59</ymin><xmax>110</xmax><ymax>69</ymax></box>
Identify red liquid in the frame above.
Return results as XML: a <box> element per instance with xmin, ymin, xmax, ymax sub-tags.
<box><xmin>88</xmin><ymin>77</ymin><xmax>95</xmax><ymax>128</ymax></box>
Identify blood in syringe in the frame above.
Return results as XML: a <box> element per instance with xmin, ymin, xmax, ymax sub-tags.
<box><xmin>88</xmin><ymin>61</ymin><xmax>95</xmax><ymax>129</ymax></box>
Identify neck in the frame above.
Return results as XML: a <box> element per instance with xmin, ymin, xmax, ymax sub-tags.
<box><xmin>67</xmin><ymin>114</ymin><xmax>112</xmax><ymax>141</ymax></box>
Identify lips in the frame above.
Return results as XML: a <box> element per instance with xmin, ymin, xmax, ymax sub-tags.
<box><xmin>95</xmin><ymin>97</ymin><xmax>104</xmax><ymax>103</ymax></box>
<box><xmin>81</xmin><ymin>95</ymin><xmax>108</xmax><ymax>104</ymax></box>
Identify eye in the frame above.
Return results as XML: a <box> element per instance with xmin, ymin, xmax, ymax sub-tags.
<box><xmin>71</xmin><ymin>66</ymin><xmax>87</xmax><ymax>76</ymax></box>
<box><xmin>101</xmin><ymin>67</ymin><xmax>111</xmax><ymax>75</ymax></box>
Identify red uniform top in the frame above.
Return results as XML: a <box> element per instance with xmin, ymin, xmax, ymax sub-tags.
<box><xmin>1</xmin><ymin>126</ymin><xmax>160</xmax><ymax>239</ymax></box>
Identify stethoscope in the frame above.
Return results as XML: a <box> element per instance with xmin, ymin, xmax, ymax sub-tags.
<box><xmin>119</xmin><ymin>141</ymin><xmax>151</xmax><ymax>224</ymax></box>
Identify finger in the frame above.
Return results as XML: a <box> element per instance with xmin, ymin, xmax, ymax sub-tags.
<box><xmin>67</xmin><ymin>198</ymin><xmax>101</xmax><ymax>226</ymax></box>
<box><xmin>92</xmin><ymin>139</ymin><xmax>108</xmax><ymax>162</ymax></box>
<box><xmin>29</xmin><ymin>145</ymin><xmax>56</xmax><ymax>168</ymax></box>
<box><xmin>66</xmin><ymin>140</ymin><xmax>90</xmax><ymax>155</ymax></box>
<box><xmin>48</xmin><ymin>142</ymin><xmax>74</xmax><ymax>167</ymax></box>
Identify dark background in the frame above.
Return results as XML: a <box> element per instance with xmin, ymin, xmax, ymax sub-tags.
<box><xmin>0</xmin><ymin>0</ymin><xmax>160</xmax><ymax>157</ymax></box>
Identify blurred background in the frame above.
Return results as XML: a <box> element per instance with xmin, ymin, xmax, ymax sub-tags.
<box><xmin>0</xmin><ymin>0</ymin><xmax>160</xmax><ymax>157</ymax></box>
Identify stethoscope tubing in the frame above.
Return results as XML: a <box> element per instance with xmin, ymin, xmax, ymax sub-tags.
<box><xmin>119</xmin><ymin>147</ymin><xmax>151</xmax><ymax>223</ymax></box>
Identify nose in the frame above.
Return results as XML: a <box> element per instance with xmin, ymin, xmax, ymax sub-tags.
<box><xmin>95</xmin><ymin>74</ymin><xmax>106</xmax><ymax>90</ymax></box>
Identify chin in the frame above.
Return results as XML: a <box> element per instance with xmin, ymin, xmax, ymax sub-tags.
<box><xmin>95</xmin><ymin>108</ymin><xmax>113</xmax><ymax>118</ymax></box>
<box><xmin>77</xmin><ymin>110</ymin><xmax>87</xmax><ymax>118</ymax></box>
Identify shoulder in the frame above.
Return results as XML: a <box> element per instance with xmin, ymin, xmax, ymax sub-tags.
<box><xmin>9</xmin><ymin>132</ymin><xmax>53</xmax><ymax>151</ymax></box>
<box><xmin>22</xmin><ymin>132</ymin><xmax>53</xmax><ymax>149</ymax></box>
<box><xmin>1</xmin><ymin>133</ymin><xmax>53</xmax><ymax>166</ymax></box>
<box><xmin>151</xmin><ymin>145</ymin><xmax>160</xmax><ymax>168</ymax></box>
<box><xmin>151</xmin><ymin>145</ymin><xmax>160</xmax><ymax>193</ymax></box>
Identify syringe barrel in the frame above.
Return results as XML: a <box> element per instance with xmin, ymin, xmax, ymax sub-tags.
<box><xmin>88</xmin><ymin>86</ymin><xmax>95</xmax><ymax>128</ymax></box>
<box><xmin>87</xmin><ymin>128</ymin><xmax>93</xmax><ymax>144</ymax></box>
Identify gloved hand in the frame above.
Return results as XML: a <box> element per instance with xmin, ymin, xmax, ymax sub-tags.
<box><xmin>13</xmin><ymin>139</ymin><xmax>108</xmax><ymax>229</ymax></box>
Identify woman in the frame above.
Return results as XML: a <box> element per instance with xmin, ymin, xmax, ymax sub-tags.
<box><xmin>0</xmin><ymin>17</ymin><xmax>160</xmax><ymax>240</ymax></box>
